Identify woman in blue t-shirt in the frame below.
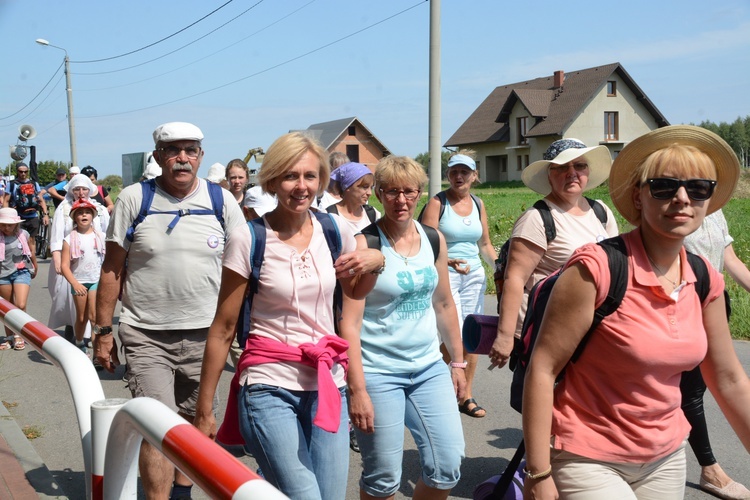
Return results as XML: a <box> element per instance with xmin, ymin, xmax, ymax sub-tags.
<box><xmin>341</xmin><ymin>155</ymin><xmax>466</xmax><ymax>500</ymax></box>
<box><xmin>420</xmin><ymin>151</ymin><xmax>497</xmax><ymax>418</ymax></box>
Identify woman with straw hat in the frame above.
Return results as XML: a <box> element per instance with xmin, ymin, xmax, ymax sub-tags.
<box><xmin>522</xmin><ymin>125</ymin><xmax>750</xmax><ymax>499</ymax></box>
<box><xmin>489</xmin><ymin>139</ymin><xmax>618</xmax><ymax>368</ymax></box>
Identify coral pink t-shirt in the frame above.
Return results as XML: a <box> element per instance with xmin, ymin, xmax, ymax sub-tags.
<box><xmin>222</xmin><ymin>212</ymin><xmax>356</xmax><ymax>391</ymax></box>
<box><xmin>551</xmin><ymin>229</ymin><xmax>724</xmax><ymax>463</ymax></box>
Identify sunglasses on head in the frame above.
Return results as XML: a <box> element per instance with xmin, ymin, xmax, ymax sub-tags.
<box><xmin>646</xmin><ymin>178</ymin><xmax>716</xmax><ymax>201</ymax></box>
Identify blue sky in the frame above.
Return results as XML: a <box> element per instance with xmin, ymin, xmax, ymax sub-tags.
<box><xmin>1</xmin><ymin>0</ymin><xmax>749</xmax><ymax>178</ymax></box>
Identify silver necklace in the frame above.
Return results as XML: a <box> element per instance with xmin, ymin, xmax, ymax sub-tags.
<box><xmin>646</xmin><ymin>253</ymin><xmax>681</xmax><ymax>288</ymax></box>
<box><xmin>381</xmin><ymin>222</ymin><xmax>416</xmax><ymax>265</ymax></box>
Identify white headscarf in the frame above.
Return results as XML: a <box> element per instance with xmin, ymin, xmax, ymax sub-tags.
<box><xmin>63</xmin><ymin>174</ymin><xmax>99</xmax><ymax>202</ymax></box>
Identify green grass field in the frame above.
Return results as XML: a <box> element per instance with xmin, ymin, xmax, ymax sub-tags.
<box><xmin>402</xmin><ymin>171</ymin><xmax>750</xmax><ymax>339</ymax></box>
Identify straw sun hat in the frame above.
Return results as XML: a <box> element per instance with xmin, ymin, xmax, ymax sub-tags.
<box><xmin>609</xmin><ymin>125</ymin><xmax>740</xmax><ymax>226</ymax></box>
<box><xmin>522</xmin><ymin>139</ymin><xmax>613</xmax><ymax>195</ymax></box>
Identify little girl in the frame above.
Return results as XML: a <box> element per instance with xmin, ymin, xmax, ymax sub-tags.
<box><xmin>60</xmin><ymin>199</ymin><xmax>105</xmax><ymax>355</ymax></box>
<box><xmin>0</xmin><ymin>207</ymin><xmax>36</xmax><ymax>351</ymax></box>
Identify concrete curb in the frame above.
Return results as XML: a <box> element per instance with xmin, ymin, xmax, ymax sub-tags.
<box><xmin>0</xmin><ymin>402</ymin><xmax>67</xmax><ymax>499</ymax></box>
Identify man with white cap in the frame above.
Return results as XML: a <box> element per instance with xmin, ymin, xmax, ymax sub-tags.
<box><xmin>94</xmin><ymin>122</ymin><xmax>245</xmax><ymax>500</ymax></box>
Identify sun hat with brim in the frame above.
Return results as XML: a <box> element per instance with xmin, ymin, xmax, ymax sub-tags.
<box><xmin>609</xmin><ymin>125</ymin><xmax>740</xmax><ymax>226</ymax></box>
<box><xmin>0</xmin><ymin>208</ymin><xmax>22</xmax><ymax>225</ymax></box>
<box><xmin>69</xmin><ymin>199</ymin><xmax>98</xmax><ymax>219</ymax></box>
<box><xmin>522</xmin><ymin>139</ymin><xmax>613</xmax><ymax>195</ymax></box>
<box><xmin>447</xmin><ymin>154</ymin><xmax>477</xmax><ymax>171</ymax></box>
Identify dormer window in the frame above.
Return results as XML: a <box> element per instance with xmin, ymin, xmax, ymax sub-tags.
<box><xmin>517</xmin><ymin>117</ymin><xmax>529</xmax><ymax>145</ymax></box>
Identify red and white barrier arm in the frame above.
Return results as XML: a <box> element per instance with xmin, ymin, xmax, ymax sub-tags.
<box><xmin>104</xmin><ymin>398</ymin><xmax>289</xmax><ymax>500</ymax></box>
<box><xmin>0</xmin><ymin>298</ymin><xmax>105</xmax><ymax>500</ymax></box>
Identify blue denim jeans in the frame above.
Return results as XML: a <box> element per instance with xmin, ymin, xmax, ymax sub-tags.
<box><xmin>355</xmin><ymin>360</ymin><xmax>465</xmax><ymax>496</ymax></box>
<box><xmin>238</xmin><ymin>383</ymin><xmax>349</xmax><ymax>500</ymax></box>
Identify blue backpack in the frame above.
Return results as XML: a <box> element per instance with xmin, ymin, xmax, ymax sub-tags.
<box><xmin>236</xmin><ymin>211</ymin><xmax>342</xmax><ymax>350</ymax></box>
<box><xmin>125</xmin><ymin>179</ymin><xmax>225</xmax><ymax>242</ymax></box>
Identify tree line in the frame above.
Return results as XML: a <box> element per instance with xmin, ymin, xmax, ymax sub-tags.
<box><xmin>2</xmin><ymin>160</ymin><xmax>123</xmax><ymax>190</ymax></box>
<box><xmin>693</xmin><ymin>116</ymin><xmax>750</xmax><ymax>168</ymax></box>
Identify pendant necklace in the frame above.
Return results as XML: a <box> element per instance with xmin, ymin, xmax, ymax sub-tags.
<box><xmin>381</xmin><ymin>222</ymin><xmax>417</xmax><ymax>265</ymax></box>
<box><xmin>646</xmin><ymin>253</ymin><xmax>681</xmax><ymax>289</ymax></box>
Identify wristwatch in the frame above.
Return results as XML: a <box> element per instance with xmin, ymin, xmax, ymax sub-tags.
<box><xmin>94</xmin><ymin>325</ymin><xmax>113</xmax><ymax>336</ymax></box>
<box><xmin>371</xmin><ymin>258</ymin><xmax>386</xmax><ymax>275</ymax></box>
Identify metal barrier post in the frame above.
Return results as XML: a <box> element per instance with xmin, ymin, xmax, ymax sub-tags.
<box><xmin>91</xmin><ymin>398</ymin><xmax>129</xmax><ymax>500</ymax></box>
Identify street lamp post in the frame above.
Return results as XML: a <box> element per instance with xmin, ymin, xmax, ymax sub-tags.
<box><xmin>35</xmin><ymin>38</ymin><xmax>78</xmax><ymax>167</ymax></box>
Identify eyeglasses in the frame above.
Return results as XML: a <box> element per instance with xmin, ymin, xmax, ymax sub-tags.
<box><xmin>16</xmin><ymin>169</ymin><xmax>28</xmax><ymax>174</ymax></box>
<box><xmin>379</xmin><ymin>188</ymin><xmax>421</xmax><ymax>201</ymax></box>
<box><xmin>157</xmin><ymin>146</ymin><xmax>202</xmax><ymax>159</ymax></box>
<box><xmin>646</xmin><ymin>178</ymin><xmax>716</xmax><ymax>201</ymax></box>
<box><xmin>549</xmin><ymin>162</ymin><xmax>588</xmax><ymax>172</ymax></box>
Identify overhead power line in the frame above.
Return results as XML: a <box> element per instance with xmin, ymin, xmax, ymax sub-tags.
<box><xmin>73</xmin><ymin>0</ymin><xmax>264</xmax><ymax>76</ymax></box>
<box><xmin>76</xmin><ymin>1</ymin><xmax>315</xmax><ymax>91</ymax></box>
<box><xmin>71</xmin><ymin>0</ymin><xmax>238</xmax><ymax>63</ymax></box>
<box><xmin>83</xmin><ymin>0</ymin><xmax>427</xmax><ymax>119</ymax></box>
<box><xmin>0</xmin><ymin>60</ymin><xmax>64</xmax><ymax>121</ymax></box>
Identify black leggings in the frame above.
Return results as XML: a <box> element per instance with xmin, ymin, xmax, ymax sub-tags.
<box><xmin>679</xmin><ymin>289</ymin><xmax>732</xmax><ymax>467</ymax></box>
<box><xmin>680</xmin><ymin>365</ymin><xmax>715</xmax><ymax>466</ymax></box>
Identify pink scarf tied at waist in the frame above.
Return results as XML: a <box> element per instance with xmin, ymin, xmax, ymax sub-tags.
<box><xmin>69</xmin><ymin>229</ymin><xmax>106</xmax><ymax>259</ymax></box>
<box><xmin>0</xmin><ymin>232</ymin><xmax>32</xmax><ymax>268</ymax></box>
<box><xmin>216</xmin><ymin>334</ymin><xmax>350</xmax><ymax>445</ymax></box>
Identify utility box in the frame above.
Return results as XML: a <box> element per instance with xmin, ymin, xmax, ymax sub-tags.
<box><xmin>122</xmin><ymin>152</ymin><xmax>151</xmax><ymax>187</ymax></box>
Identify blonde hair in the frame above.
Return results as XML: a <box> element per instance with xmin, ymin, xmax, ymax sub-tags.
<box><xmin>258</xmin><ymin>133</ymin><xmax>330</xmax><ymax>195</ymax></box>
<box><xmin>637</xmin><ymin>144</ymin><xmax>716</xmax><ymax>185</ymax></box>
<box><xmin>619</xmin><ymin>144</ymin><xmax>717</xmax><ymax>225</ymax></box>
<box><xmin>374</xmin><ymin>155</ymin><xmax>428</xmax><ymax>193</ymax></box>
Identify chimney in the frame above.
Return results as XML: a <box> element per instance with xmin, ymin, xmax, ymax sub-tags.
<box><xmin>553</xmin><ymin>70</ymin><xmax>565</xmax><ymax>88</ymax></box>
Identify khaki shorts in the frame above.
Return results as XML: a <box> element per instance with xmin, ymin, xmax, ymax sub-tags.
<box><xmin>119</xmin><ymin>323</ymin><xmax>217</xmax><ymax>417</ymax></box>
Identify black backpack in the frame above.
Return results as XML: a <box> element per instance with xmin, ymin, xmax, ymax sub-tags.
<box><xmin>494</xmin><ymin>198</ymin><xmax>608</xmax><ymax>301</ymax></box>
<box><xmin>360</xmin><ymin>221</ymin><xmax>440</xmax><ymax>262</ymax></box>
<box><xmin>489</xmin><ymin>236</ymin><xmax>711</xmax><ymax>500</ymax></box>
<box><xmin>416</xmin><ymin>190</ymin><xmax>482</xmax><ymax>225</ymax></box>
<box><xmin>326</xmin><ymin>203</ymin><xmax>377</xmax><ymax>224</ymax></box>
<box><xmin>8</xmin><ymin>180</ymin><xmax>41</xmax><ymax>216</ymax></box>
<box><xmin>508</xmin><ymin>235</ymin><xmax>710</xmax><ymax>414</ymax></box>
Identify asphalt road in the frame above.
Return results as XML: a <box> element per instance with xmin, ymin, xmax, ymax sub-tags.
<box><xmin>0</xmin><ymin>258</ymin><xmax>748</xmax><ymax>499</ymax></box>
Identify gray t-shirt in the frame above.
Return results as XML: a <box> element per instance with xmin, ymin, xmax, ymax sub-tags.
<box><xmin>107</xmin><ymin>179</ymin><xmax>245</xmax><ymax>330</ymax></box>
<box><xmin>1</xmin><ymin>231</ymin><xmax>30</xmax><ymax>278</ymax></box>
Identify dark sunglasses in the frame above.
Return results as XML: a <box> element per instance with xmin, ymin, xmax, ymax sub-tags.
<box><xmin>646</xmin><ymin>178</ymin><xmax>716</xmax><ymax>201</ymax></box>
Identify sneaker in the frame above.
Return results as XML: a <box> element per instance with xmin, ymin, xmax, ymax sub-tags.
<box><xmin>92</xmin><ymin>358</ymin><xmax>104</xmax><ymax>371</ymax></box>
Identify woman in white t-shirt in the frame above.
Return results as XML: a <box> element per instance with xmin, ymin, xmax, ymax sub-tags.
<box><xmin>194</xmin><ymin>132</ymin><xmax>382</xmax><ymax>500</ymax></box>
<box><xmin>489</xmin><ymin>138</ymin><xmax>618</xmax><ymax>368</ymax></box>
<box><xmin>325</xmin><ymin>162</ymin><xmax>380</xmax><ymax>233</ymax></box>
